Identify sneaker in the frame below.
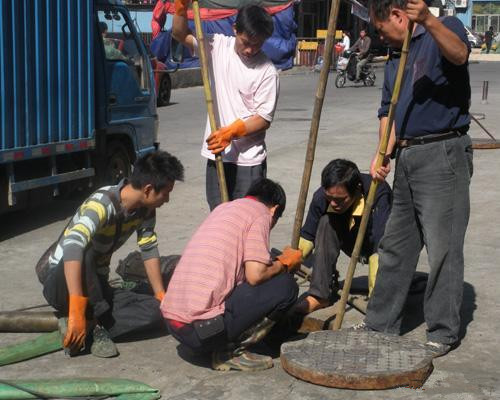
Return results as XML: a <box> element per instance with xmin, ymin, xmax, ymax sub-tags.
<box><xmin>211</xmin><ymin>349</ymin><xmax>273</xmax><ymax>372</ymax></box>
<box><xmin>425</xmin><ymin>341</ymin><xmax>452</xmax><ymax>358</ymax></box>
<box><xmin>90</xmin><ymin>325</ymin><xmax>119</xmax><ymax>358</ymax></box>
<box><xmin>349</xmin><ymin>321</ymin><xmax>376</xmax><ymax>332</ymax></box>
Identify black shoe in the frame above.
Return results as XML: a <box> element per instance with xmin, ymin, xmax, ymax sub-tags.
<box><xmin>90</xmin><ymin>325</ymin><xmax>119</xmax><ymax>358</ymax></box>
<box><xmin>425</xmin><ymin>341</ymin><xmax>453</xmax><ymax>358</ymax></box>
<box><xmin>349</xmin><ymin>321</ymin><xmax>376</xmax><ymax>332</ymax></box>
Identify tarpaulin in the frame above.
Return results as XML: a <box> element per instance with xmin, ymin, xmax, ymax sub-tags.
<box><xmin>150</xmin><ymin>2</ymin><xmax>297</xmax><ymax>70</ymax></box>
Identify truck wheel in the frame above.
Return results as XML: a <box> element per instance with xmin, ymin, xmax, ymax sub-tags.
<box><xmin>157</xmin><ymin>74</ymin><xmax>171</xmax><ymax>107</ymax></box>
<box><xmin>105</xmin><ymin>141</ymin><xmax>131</xmax><ymax>185</ymax></box>
<box><xmin>335</xmin><ymin>73</ymin><xmax>346</xmax><ymax>88</ymax></box>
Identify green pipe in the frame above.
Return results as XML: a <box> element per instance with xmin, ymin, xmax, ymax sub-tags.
<box><xmin>0</xmin><ymin>378</ymin><xmax>159</xmax><ymax>400</ymax></box>
<box><xmin>0</xmin><ymin>331</ymin><xmax>62</xmax><ymax>367</ymax></box>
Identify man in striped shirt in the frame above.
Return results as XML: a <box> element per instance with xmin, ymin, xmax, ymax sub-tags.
<box><xmin>162</xmin><ymin>178</ymin><xmax>302</xmax><ymax>371</ymax></box>
<box><xmin>37</xmin><ymin>151</ymin><xmax>184</xmax><ymax>358</ymax></box>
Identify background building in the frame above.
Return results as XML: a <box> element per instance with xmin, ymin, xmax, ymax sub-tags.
<box><xmin>453</xmin><ymin>0</ymin><xmax>500</xmax><ymax>33</ymax></box>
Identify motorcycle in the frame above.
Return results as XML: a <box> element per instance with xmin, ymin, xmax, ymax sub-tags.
<box><xmin>335</xmin><ymin>50</ymin><xmax>376</xmax><ymax>88</ymax></box>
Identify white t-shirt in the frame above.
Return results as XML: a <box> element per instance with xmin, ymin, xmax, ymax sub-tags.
<box><xmin>193</xmin><ymin>34</ymin><xmax>279</xmax><ymax>166</ymax></box>
<box><xmin>342</xmin><ymin>35</ymin><xmax>350</xmax><ymax>50</ymax></box>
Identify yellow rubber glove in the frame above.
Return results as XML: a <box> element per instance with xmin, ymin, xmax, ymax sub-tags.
<box><xmin>155</xmin><ymin>290</ymin><xmax>165</xmax><ymax>302</ymax></box>
<box><xmin>298</xmin><ymin>237</ymin><xmax>314</xmax><ymax>259</ymax></box>
<box><xmin>206</xmin><ymin>119</ymin><xmax>247</xmax><ymax>154</ymax></box>
<box><xmin>175</xmin><ymin>0</ymin><xmax>190</xmax><ymax>17</ymax></box>
<box><xmin>63</xmin><ymin>295</ymin><xmax>88</xmax><ymax>351</ymax></box>
<box><xmin>368</xmin><ymin>253</ymin><xmax>379</xmax><ymax>297</ymax></box>
<box><xmin>277</xmin><ymin>246</ymin><xmax>303</xmax><ymax>273</ymax></box>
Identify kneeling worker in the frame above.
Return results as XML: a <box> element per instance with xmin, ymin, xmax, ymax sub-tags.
<box><xmin>36</xmin><ymin>151</ymin><xmax>184</xmax><ymax>357</ymax></box>
<box><xmin>295</xmin><ymin>159</ymin><xmax>392</xmax><ymax>314</ymax></box>
<box><xmin>162</xmin><ymin>178</ymin><xmax>301</xmax><ymax>371</ymax></box>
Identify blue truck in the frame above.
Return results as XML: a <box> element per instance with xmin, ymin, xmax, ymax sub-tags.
<box><xmin>0</xmin><ymin>0</ymin><xmax>159</xmax><ymax>214</ymax></box>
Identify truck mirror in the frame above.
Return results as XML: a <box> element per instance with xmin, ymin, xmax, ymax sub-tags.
<box><xmin>170</xmin><ymin>36</ymin><xmax>184</xmax><ymax>64</ymax></box>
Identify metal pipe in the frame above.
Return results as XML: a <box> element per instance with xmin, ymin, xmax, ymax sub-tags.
<box><xmin>0</xmin><ymin>311</ymin><xmax>58</xmax><ymax>333</ymax></box>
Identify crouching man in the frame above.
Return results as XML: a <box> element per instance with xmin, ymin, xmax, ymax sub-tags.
<box><xmin>36</xmin><ymin>151</ymin><xmax>184</xmax><ymax>358</ymax></box>
<box><xmin>294</xmin><ymin>159</ymin><xmax>392</xmax><ymax>314</ymax></box>
<box><xmin>161</xmin><ymin>178</ymin><xmax>301</xmax><ymax>371</ymax></box>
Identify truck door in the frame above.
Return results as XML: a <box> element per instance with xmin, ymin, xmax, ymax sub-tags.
<box><xmin>97</xmin><ymin>9</ymin><xmax>156</xmax><ymax>151</ymax></box>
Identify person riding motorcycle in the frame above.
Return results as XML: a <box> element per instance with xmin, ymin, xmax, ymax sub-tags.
<box><xmin>348</xmin><ymin>29</ymin><xmax>372</xmax><ymax>82</ymax></box>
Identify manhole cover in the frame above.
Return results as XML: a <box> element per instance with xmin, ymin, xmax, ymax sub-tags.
<box><xmin>281</xmin><ymin>330</ymin><xmax>433</xmax><ymax>389</ymax></box>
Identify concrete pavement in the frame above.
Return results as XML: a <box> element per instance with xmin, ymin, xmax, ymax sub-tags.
<box><xmin>0</xmin><ymin>63</ymin><xmax>499</xmax><ymax>399</ymax></box>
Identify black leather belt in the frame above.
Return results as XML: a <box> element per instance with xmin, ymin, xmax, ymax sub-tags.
<box><xmin>397</xmin><ymin>130</ymin><xmax>466</xmax><ymax>148</ymax></box>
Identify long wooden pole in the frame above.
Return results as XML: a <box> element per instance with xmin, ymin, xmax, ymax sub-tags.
<box><xmin>192</xmin><ymin>0</ymin><xmax>229</xmax><ymax>203</ymax></box>
<box><xmin>291</xmin><ymin>0</ymin><xmax>341</xmax><ymax>250</ymax></box>
<box><xmin>333</xmin><ymin>22</ymin><xmax>415</xmax><ymax>331</ymax></box>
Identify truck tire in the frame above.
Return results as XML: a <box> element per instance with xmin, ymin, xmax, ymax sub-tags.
<box><xmin>157</xmin><ymin>74</ymin><xmax>171</xmax><ymax>107</ymax></box>
<box><xmin>104</xmin><ymin>141</ymin><xmax>131</xmax><ymax>185</ymax></box>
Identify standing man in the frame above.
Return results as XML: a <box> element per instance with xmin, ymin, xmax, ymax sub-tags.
<box><xmin>484</xmin><ymin>26</ymin><xmax>494</xmax><ymax>54</ymax></box>
<box><xmin>173</xmin><ymin>1</ymin><xmax>279</xmax><ymax>210</ymax></box>
<box><xmin>162</xmin><ymin>179</ymin><xmax>301</xmax><ymax>371</ymax></box>
<box><xmin>37</xmin><ymin>151</ymin><xmax>184</xmax><ymax>358</ymax></box>
<box><xmin>349</xmin><ymin>29</ymin><xmax>372</xmax><ymax>82</ymax></box>
<box><xmin>358</xmin><ymin>0</ymin><xmax>473</xmax><ymax>358</ymax></box>
<box><xmin>294</xmin><ymin>159</ymin><xmax>392</xmax><ymax>314</ymax></box>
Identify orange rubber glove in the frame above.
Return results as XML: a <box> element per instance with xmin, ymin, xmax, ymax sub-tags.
<box><xmin>175</xmin><ymin>0</ymin><xmax>189</xmax><ymax>17</ymax></box>
<box><xmin>63</xmin><ymin>295</ymin><xmax>88</xmax><ymax>351</ymax></box>
<box><xmin>277</xmin><ymin>246</ymin><xmax>303</xmax><ymax>273</ymax></box>
<box><xmin>206</xmin><ymin>119</ymin><xmax>247</xmax><ymax>154</ymax></box>
<box><xmin>155</xmin><ymin>290</ymin><xmax>165</xmax><ymax>302</ymax></box>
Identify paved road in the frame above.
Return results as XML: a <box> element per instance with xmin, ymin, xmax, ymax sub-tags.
<box><xmin>1</xmin><ymin>63</ymin><xmax>499</xmax><ymax>399</ymax></box>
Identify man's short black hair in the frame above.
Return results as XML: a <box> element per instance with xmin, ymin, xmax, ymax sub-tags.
<box><xmin>235</xmin><ymin>5</ymin><xmax>274</xmax><ymax>40</ymax></box>
<box><xmin>245</xmin><ymin>178</ymin><xmax>286</xmax><ymax>219</ymax></box>
<box><xmin>369</xmin><ymin>0</ymin><xmax>407</xmax><ymax>21</ymax></box>
<box><xmin>130</xmin><ymin>150</ymin><xmax>184</xmax><ymax>192</ymax></box>
<box><xmin>321</xmin><ymin>159</ymin><xmax>362</xmax><ymax>196</ymax></box>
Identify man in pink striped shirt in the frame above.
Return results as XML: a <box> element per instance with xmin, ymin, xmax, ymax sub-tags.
<box><xmin>161</xmin><ymin>178</ymin><xmax>301</xmax><ymax>371</ymax></box>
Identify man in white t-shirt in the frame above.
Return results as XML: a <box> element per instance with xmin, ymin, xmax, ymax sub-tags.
<box><xmin>173</xmin><ymin>1</ymin><xmax>279</xmax><ymax>210</ymax></box>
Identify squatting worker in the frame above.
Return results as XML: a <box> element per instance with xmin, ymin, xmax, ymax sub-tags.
<box><xmin>294</xmin><ymin>159</ymin><xmax>392</xmax><ymax>314</ymax></box>
<box><xmin>355</xmin><ymin>0</ymin><xmax>473</xmax><ymax>358</ymax></box>
<box><xmin>162</xmin><ymin>179</ymin><xmax>302</xmax><ymax>372</ymax></box>
<box><xmin>36</xmin><ymin>151</ymin><xmax>184</xmax><ymax>358</ymax></box>
<box><xmin>173</xmin><ymin>1</ymin><xmax>279</xmax><ymax>210</ymax></box>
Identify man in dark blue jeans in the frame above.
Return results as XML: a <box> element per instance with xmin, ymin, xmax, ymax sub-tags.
<box><xmin>358</xmin><ymin>0</ymin><xmax>473</xmax><ymax>358</ymax></box>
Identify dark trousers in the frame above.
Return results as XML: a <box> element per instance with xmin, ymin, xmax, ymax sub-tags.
<box><xmin>365</xmin><ymin>135</ymin><xmax>473</xmax><ymax>344</ymax></box>
<box><xmin>309</xmin><ymin>214</ymin><xmax>369</xmax><ymax>300</ymax></box>
<box><xmin>42</xmin><ymin>250</ymin><xmax>163</xmax><ymax>339</ymax></box>
<box><xmin>206</xmin><ymin>159</ymin><xmax>267</xmax><ymax>211</ymax></box>
<box><xmin>168</xmin><ymin>273</ymin><xmax>298</xmax><ymax>353</ymax></box>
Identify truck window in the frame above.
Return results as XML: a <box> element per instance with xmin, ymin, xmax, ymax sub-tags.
<box><xmin>98</xmin><ymin>10</ymin><xmax>150</xmax><ymax>92</ymax></box>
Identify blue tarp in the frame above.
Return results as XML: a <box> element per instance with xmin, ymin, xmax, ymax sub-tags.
<box><xmin>150</xmin><ymin>6</ymin><xmax>297</xmax><ymax>71</ymax></box>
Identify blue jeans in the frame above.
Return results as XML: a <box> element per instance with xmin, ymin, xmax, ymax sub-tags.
<box><xmin>365</xmin><ymin>134</ymin><xmax>473</xmax><ymax>344</ymax></box>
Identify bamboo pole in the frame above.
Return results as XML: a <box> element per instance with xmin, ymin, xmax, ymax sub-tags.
<box><xmin>333</xmin><ymin>22</ymin><xmax>415</xmax><ymax>331</ymax></box>
<box><xmin>291</xmin><ymin>0</ymin><xmax>341</xmax><ymax>251</ymax></box>
<box><xmin>192</xmin><ymin>0</ymin><xmax>229</xmax><ymax>203</ymax></box>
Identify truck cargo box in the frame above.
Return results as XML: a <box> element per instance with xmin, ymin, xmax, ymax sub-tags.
<box><xmin>0</xmin><ymin>0</ymin><xmax>95</xmax><ymax>163</ymax></box>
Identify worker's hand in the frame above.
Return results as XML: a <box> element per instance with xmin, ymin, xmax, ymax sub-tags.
<box><xmin>154</xmin><ymin>290</ymin><xmax>165</xmax><ymax>302</ymax></box>
<box><xmin>277</xmin><ymin>246</ymin><xmax>303</xmax><ymax>273</ymax></box>
<box><xmin>370</xmin><ymin>155</ymin><xmax>391</xmax><ymax>182</ymax></box>
<box><xmin>406</xmin><ymin>0</ymin><xmax>432</xmax><ymax>25</ymax></box>
<box><xmin>174</xmin><ymin>0</ymin><xmax>190</xmax><ymax>17</ymax></box>
<box><xmin>206</xmin><ymin>119</ymin><xmax>247</xmax><ymax>154</ymax></box>
<box><xmin>63</xmin><ymin>295</ymin><xmax>88</xmax><ymax>352</ymax></box>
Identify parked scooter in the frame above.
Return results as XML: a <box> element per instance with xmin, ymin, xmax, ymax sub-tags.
<box><xmin>335</xmin><ymin>50</ymin><xmax>376</xmax><ymax>88</ymax></box>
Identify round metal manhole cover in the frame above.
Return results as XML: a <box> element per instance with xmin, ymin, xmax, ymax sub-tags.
<box><xmin>281</xmin><ymin>330</ymin><xmax>434</xmax><ymax>389</ymax></box>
